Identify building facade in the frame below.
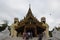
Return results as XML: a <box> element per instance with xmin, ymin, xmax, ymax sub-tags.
<box><xmin>10</xmin><ymin>7</ymin><xmax>49</xmax><ymax>38</ymax></box>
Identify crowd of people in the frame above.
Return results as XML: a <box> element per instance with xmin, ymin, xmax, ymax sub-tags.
<box><xmin>23</xmin><ymin>32</ymin><xmax>33</xmax><ymax>40</ymax></box>
<box><xmin>22</xmin><ymin>32</ymin><xmax>45</xmax><ymax>40</ymax></box>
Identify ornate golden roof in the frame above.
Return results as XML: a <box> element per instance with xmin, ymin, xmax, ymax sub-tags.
<box><xmin>17</xmin><ymin>7</ymin><xmax>46</xmax><ymax>29</ymax></box>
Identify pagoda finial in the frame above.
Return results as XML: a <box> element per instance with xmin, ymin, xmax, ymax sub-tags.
<box><xmin>29</xmin><ymin>4</ymin><xmax>31</xmax><ymax>8</ymax></box>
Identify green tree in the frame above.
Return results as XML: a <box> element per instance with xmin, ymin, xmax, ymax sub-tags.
<box><xmin>49</xmin><ymin>31</ymin><xmax>52</xmax><ymax>37</ymax></box>
<box><xmin>0</xmin><ymin>20</ymin><xmax>8</xmax><ymax>32</ymax></box>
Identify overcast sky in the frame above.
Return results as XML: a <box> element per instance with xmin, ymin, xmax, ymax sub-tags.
<box><xmin>0</xmin><ymin>0</ymin><xmax>60</xmax><ymax>30</ymax></box>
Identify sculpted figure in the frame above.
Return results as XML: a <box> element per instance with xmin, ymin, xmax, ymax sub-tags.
<box><xmin>41</xmin><ymin>17</ymin><xmax>49</xmax><ymax>40</ymax></box>
<box><xmin>10</xmin><ymin>18</ymin><xmax>19</xmax><ymax>37</ymax></box>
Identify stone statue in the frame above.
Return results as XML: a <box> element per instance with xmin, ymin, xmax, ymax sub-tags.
<box><xmin>41</xmin><ymin>17</ymin><xmax>49</xmax><ymax>40</ymax></box>
<box><xmin>10</xmin><ymin>18</ymin><xmax>19</xmax><ymax>37</ymax></box>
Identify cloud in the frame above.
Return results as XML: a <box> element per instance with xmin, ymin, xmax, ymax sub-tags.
<box><xmin>0</xmin><ymin>0</ymin><xmax>60</xmax><ymax>30</ymax></box>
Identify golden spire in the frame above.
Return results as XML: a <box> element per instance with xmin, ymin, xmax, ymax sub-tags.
<box><xmin>26</xmin><ymin>4</ymin><xmax>34</xmax><ymax>17</ymax></box>
<box><xmin>29</xmin><ymin>4</ymin><xmax>31</xmax><ymax>8</ymax></box>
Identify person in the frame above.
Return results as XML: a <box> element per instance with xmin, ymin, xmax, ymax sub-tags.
<box><xmin>28</xmin><ymin>32</ymin><xmax>30</xmax><ymax>38</ymax></box>
<box><xmin>23</xmin><ymin>32</ymin><xmax>29</xmax><ymax>40</ymax></box>
<box><xmin>26</xmin><ymin>33</ymin><xmax>29</xmax><ymax>40</ymax></box>
<box><xmin>38</xmin><ymin>33</ymin><xmax>43</xmax><ymax>40</ymax></box>
<box><xmin>23</xmin><ymin>32</ymin><xmax>26</xmax><ymax>39</ymax></box>
<box><xmin>30</xmin><ymin>32</ymin><xmax>33</xmax><ymax>39</ymax></box>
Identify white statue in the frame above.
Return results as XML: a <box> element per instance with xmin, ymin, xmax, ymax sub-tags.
<box><xmin>10</xmin><ymin>18</ymin><xmax>19</xmax><ymax>37</ymax></box>
<box><xmin>41</xmin><ymin>17</ymin><xmax>49</xmax><ymax>40</ymax></box>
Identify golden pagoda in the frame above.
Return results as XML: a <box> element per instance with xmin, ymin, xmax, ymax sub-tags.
<box><xmin>15</xmin><ymin>6</ymin><xmax>46</xmax><ymax>37</ymax></box>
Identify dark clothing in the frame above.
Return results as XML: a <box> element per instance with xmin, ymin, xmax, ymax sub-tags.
<box><xmin>38</xmin><ymin>34</ymin><xmax>43</xmax><ymax>40</ymax></box>
<box><xmin>23</xmin><ymin>32</ymin><xmax>29</xmax><ymax>40</ymax></box>
<box><xmin>26</xmin><ymin>33</ymin><xmax>29</xmax><ymax>40</ymax></box>
<box><xmin>28</xmin><ymin>32</ymin><xmax>33</xmax><ymax>39</ymax></box>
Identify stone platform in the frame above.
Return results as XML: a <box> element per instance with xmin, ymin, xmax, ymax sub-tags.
<box><xmin>1</xmin><ymin>36</ymin><xmax>38</xmax><ymax>40</ymax></box>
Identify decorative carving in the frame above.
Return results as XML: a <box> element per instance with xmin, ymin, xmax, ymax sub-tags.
<box><xmin>10</xmin><ymin>7</ymin><xmax>47</xmax><ymax>37</ymax></box>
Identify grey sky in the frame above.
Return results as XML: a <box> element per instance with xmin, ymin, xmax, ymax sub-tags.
<box><xmin>0</xmin><ymin>0</ymin><xmax>60</xmax><ymax>30</ymax></box>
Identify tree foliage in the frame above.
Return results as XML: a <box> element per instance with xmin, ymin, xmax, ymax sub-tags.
<box><xmin>0</xmin><ymin>20</ymin><xmax>8</xmax><ymax>32</ymax></box>
<box><xmin>49</xmin><ymin>31</ymin><xmax>52</xmax><ymax>37</ymax></box>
